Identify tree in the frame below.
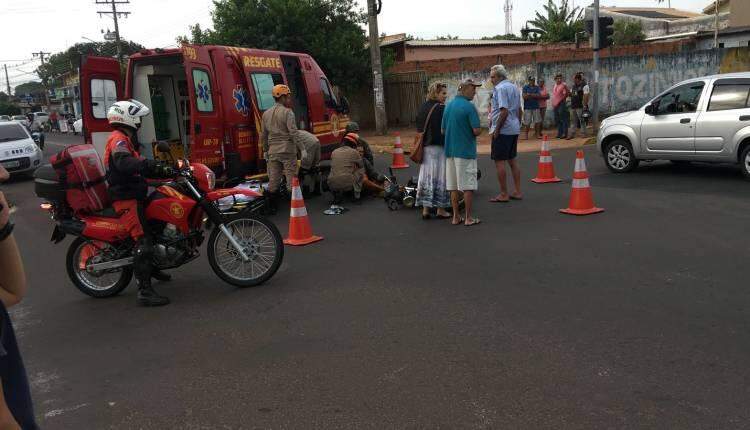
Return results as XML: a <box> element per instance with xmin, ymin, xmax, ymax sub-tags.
<box><xmin>36</xmin><ymin>40</ymin><xmax>144</xmax><ymax>86</ymax></box>
<box><xmin>0</xmin><ymin>92</ymin><xmax>8</xmax><ymax>103</ymax></box>
<box><xmin>481</xmin><ymin>34</ymin><xmax>524</xmax><ymax>41</ymax></box>
<box><xmin>0</xmin><ymin>101</ymin><xmax>21</xmax><ymax>116</ymax></box>
<box><xmin>613</xmin><ymin>20</ymin><xmax>645</xmax><ymax>46</ymax></box>
<box><xmin>181</xmin><ymin>0</ymin><xmax>369</xmax><ymax>91</ymax></box>
<box><xmin>525</xmin><ymin>0</ymin><xmax>584</xmax><ymax>43</ymax></box>
<box><xmin>436</xmin><ymin>34</ymin><xmax>459</xmax><ymax>40</ymax></box>
<box><xmin>13</xmin><ymin>81</ymin><xmax>46</xmax><ymax>98</ymax></box>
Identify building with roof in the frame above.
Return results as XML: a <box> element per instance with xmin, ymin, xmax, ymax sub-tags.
<box><xmin>379</xmin><ymin>34</ymin><xmax>538</xmax><ymax>63</ymax></box>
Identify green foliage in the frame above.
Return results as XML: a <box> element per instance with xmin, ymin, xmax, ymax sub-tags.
<box><xmin>0</xmin><ymin>101</ymin><xmax>21</xmax><ymax>116</ymax></box>
<box><xmin>183</xmin><ymin>0</ymin><xmax>369</xmax><ymax>91</ymax></box>
<box><xmin>0</xmin><ymin>92</ymin><xmax>8</xmax><ymax>103</ymax></box>
<box><xmin>435</xmin><ymin>34</ymin><xmax>459</xmax><ymax>40</ymax></box>
<box><xmin>525</xmin><ymin>0</ymin><xmax>584</xmax><ymax>43</ymax></box>
<box><xmin>481</xmin><ymin>34</ymin><xmax>524</xmax><ymax>41</ymax></box>
<box><xmin>36</xmin><ymin>40</ymin><xmax>144</xmax><ymax>85</ymax></box>
<box><xmin>13</xmin><ymin>81</ymin><xmax>46</xmax><ymax>98</ymax></box>
<box><xmin>613</xmin><ymin>20</ymin><xmax>645</xmax><ymax>46</ymax></box>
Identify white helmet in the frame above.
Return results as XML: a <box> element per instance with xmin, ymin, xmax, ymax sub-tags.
<box><xmin>107</xmin><ymin>99</ymin><xmax>150</xmax><ymax>130</ymax></box>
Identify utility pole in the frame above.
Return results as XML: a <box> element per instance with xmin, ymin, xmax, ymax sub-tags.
<box><xmin>96</xmin><ymin>0</ymin><xmax>131</xmax><ymax>65</ymax></box>
<box><xmin>32</xmin><ymin>51</ymin><xmax>51</xmax><ymax>110</ymax></box>
<box><xmin>592</xmin><ymin>0</ymin><xmax>600</xmax><ymax>132</ymax></box>
<box><xmin>367</xmin><ymin>0</ymin><xmax>387</xmax><ymax>135</ymax></box>
<box><xmin>714</xmin><ymin>0</ymin><xmax>720</xmax><ymax>49</ymax></box>
<box><xmin>3</xmin><ymin>64</ymin><xmax>11</xmax><ymax>96</ymax></box>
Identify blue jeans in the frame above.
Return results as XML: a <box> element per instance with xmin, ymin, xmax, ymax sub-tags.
<box><xmin>554</xmin><ymin>104</ymin><xmax>569</xmax><ymax>138</ymax></box>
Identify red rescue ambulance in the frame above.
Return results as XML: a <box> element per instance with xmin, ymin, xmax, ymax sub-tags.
<box><xmin>81</xmin><ymin>44</ymin><xmax>350</xmax><ymax>179</ymax></box>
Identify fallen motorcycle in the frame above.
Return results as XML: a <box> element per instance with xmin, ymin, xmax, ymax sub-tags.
<box><xmin>34</xmin><ymin>142</ymin><xmax>284</xmax><ymax>298</ymax></box>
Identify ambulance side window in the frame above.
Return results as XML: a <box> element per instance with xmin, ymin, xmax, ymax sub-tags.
<box><xmin>319</xmin><ymin>78</ymin><xmax>338</xmax><ymax>108</ymax></box>
<box><xmin>251</xmin><ymin>73</ymin><xmax>285</xmax><ymax>111</ymax></box>
<box><xmin>192</xmin><ymin>69</ymin><xmax>214</xmax><ymax>112</ymax></box>
<box><xmin>91</xmin><ymin>78</ymin><xmax>118</xmax><ymax>119</ymax></box>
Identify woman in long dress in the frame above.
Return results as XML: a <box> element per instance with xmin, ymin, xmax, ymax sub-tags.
<box><xmin>415</xmin><ymin>82</ymin><xmax>451</xmax><ymax>220</ymax></box>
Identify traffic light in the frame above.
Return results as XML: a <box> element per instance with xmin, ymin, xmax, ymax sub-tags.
<box><xmin>585</xmin><ymin>16</ymin><xmax>615</xmax><ymax>50</ymax></box>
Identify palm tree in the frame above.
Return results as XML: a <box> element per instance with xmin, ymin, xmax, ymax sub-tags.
<box><xmin>525</xmin><ymin>0</ymin><xmax>584</xmax><ymax>43</ymax></box>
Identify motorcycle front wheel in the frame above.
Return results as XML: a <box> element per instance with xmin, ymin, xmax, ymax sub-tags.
<box><xmin>207</xmin><ymin>214</ymin><xmax>284</xmax><ymax>287</ymax></box>
<box><xmin>66</xmin><ymin>237</ymin><xmax>133</xmax><ymax>298</ymax></box>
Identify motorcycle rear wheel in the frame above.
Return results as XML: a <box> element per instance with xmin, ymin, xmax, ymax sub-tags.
<box><xmin>66</xmin><ymin>237</ymin><xmax>133</xmax><ymax>298</ymax></box>
<box><xmin>207</xmin><ymin>214</ymin><xmax>284</xmax><ymax>287</ymax></box>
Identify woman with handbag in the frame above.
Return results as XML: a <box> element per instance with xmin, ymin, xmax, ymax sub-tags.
<box><xmin>414</xmin><ymin>82</ymin><xmax>451</xmax><ymax>220</ymax></box>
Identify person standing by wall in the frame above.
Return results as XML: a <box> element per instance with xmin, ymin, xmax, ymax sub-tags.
<box><xmin>568</xmin><ymin>72</ymin><xmax>590</xmax><ymax>139</ymax></box>
<box><xmin>552</xmin><ymin>74</ymin><xmax>570</xmax><ymax>139</ymax></box>
<box><xmin>442</xmin><ymin>78</ymin><xmax>482</xmax><ymax>226</ymax></box>
<box><xmin>489</xmin><ymin>65</ymin><xmax>523</xmax><ymax>203</ymax></box>
<box><xmin>261</xmin><ymin>84</ymin><xmax>300</xmax><ymax>214</ymax></box>
<box><xmin>0</xmin><ymin>166</ymin><xmax>39</xmax><ymax>429</ymax></box>
<box><xmin>538</xmin><ymin>78</ymin><xmax>550</xmax><ymax>135</ymax></box>
<box><xmin>521</xmin><ymin>76</ymin><xmax>542</xmax><ymax>140</ymax></box>
<box><xmin>415</xmin><ymin>82</ymin><xmax>451</xmax><ymax>220</ymax></box>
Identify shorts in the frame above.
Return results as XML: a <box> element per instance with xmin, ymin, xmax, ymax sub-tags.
<box><xmin>522</xmin><ymin>109</ymin><xmax>542</xmax><ymax>125</ymax></box>
<box><xmin>445</xmin><ymin>157</ymin><xmax>478</xmax><ymax>192</ymax></box>
<box><xmin>491</xmin><ymin>134</ymin><xmax>519</xmax><ymax>161</ymax></box>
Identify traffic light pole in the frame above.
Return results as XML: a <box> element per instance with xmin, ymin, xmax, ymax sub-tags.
<box><xmin>592</xmin><ymin>0</ymin><xmax>600</xmax><ymax>132</ymax></box>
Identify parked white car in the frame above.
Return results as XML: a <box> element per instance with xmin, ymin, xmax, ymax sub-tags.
<box><xmin>597</xmin><ymin>72</ymin><xmax>750</xmax><ymax>178</ymax></box>
<box><xmin>11</xmin><ymin>115</ymin><xmax>29</xmax><ymax>128</ymax></box>
<box><xmin>31</xmin><ymin>111</ymin><xmax>49</xmax><ymax>129</ymax></box>
<box><xmin>0</xmin><ymin>121</ymin><xmax>43</xmax><ymax>176</ymax></box>
<box><xmin>0</xmin><ymin>115</ymin><xmax>9</xmax><ymax>122</ymax></box>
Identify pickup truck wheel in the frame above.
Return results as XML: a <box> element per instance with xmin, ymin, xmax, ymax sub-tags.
<box><xmin>741</xmin><ymin>145</ymin><xmax>750</xmax><ymax>179</ymax></box>
<box><xmin>605</xmin><ymin>139</ymin><xmax>639</xmax><ymax>173</ymax></box>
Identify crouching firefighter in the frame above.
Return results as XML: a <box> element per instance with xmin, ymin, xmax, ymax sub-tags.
<box><xmin>104</xmin><ymin>99</ymin><xmax>174</xmax><ymax>307</ymax></box>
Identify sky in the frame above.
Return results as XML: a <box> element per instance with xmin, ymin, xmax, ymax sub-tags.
<box><xmin>0</xmin><ymin>0</ymin><xmax>714</xmax><ymax>93</ymax></box>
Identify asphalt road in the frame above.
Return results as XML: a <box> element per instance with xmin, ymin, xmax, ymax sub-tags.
<box><xmin>4</xmin><ymin>133</ymin><xmax>750</xmax><ymax>428</ymax></box>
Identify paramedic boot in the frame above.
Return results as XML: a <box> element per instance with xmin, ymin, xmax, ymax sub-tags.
<box><xmin>136</xmin><ymin>279</ymin><xmax>170</xmax><ymax>307</ymax></box>
<box><xmin>134</xmin><ymin>237</ymin><xmax>170</xmax><ymax>307</ymax></box>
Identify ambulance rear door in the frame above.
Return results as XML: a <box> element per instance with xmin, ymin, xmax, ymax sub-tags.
<box><xmin>181</xmin><ymin>44</ymin><xmax>224</xmax><ymax>169</ymax></box>
<box><xmin>79</xmin><ymin>55</ymin><xmax>122</xmax><ymax>157</ymax></box>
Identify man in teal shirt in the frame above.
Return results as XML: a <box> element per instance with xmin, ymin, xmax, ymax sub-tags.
<box><xmin>442</xmin><ymin>78</ymin><xmax>482</xmax><ymax>226</ymax></box>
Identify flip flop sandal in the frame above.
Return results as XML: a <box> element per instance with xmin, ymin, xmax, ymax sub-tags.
<box><xmin>465</xmin><ymin>218</ymin><xmax>481</xmax><ymax>227</ymax></box>
<box><xmin>489</xmin><ymin>196</ymin><xmax>509</xmax><ymax>203</ymax></box>
<box><xmin>510</xmin><ymin>195</ymin><xmax>523</xmax><ymax>201</ymax></box>
<box><xmin>436</xmin><ymin>213</ymin><xmax>452</xmax><ymax>219</ymax></box>
<box><xmin>451</xmin><ymin>217</ymin><xmax>465</xmax><ymax>226</ymax></box>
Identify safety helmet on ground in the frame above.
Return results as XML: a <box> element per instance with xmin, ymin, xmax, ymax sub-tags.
<box><xmin>107</xmin><ymin>99</ymin><xmax>150</xmax><ymax>131</ymax></box>
<box><xmin>272</xmin><ymin>84</ymin><xmax>291</xmax><ymax>98</ymax></box>
<box><xmin>345</xmin><ymin>122</ymin><xmax>360</xmax><ymax>133</ymax></box>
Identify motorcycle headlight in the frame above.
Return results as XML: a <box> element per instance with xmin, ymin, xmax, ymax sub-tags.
<box><xmin>206</xmin><ymin>171</ymin><xmax>216</xmax><ymax>190</ymax></box>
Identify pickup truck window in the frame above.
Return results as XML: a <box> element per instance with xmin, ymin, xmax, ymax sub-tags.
<box><xmin>251</xmin><ymin>73</ymin><xmax>285</xmax><ymax>111</ymax></box>
<box><xmin>708</xmin><ymin>84</ymin><xmax>750</xmax><ymax>111</ymax></box>
<box><xmin>654</xmin><ymin>82</ymin><xmax>704</xmax><ymax>115</ymax></box>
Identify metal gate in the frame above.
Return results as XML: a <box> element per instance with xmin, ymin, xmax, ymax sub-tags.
<box><xmin>384</xmin><ymin>71</ymin><xmax>428</xmax><ymax>127</ymax></box>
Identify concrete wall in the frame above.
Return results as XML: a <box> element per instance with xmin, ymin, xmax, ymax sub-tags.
<box><xmin>730</xmin><ymin>0</ymin><xmax>750</xmax><ymax>28</ymax></box>
<box><xmin>391</xmin><ymin>45</ymin><xmax>750</xmax><ymax>128</ymax></box>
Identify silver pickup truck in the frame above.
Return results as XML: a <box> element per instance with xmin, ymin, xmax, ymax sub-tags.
<box><xmin>597</xmin><ymin>72</ymin><xmax>750</xmax><ymax>178</ymax></box>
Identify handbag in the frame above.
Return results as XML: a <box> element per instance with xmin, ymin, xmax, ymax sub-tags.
<box><xmin>410</xmin><ymin>103</ymin><xmax>439</xmax><ymax>164</ymax></box>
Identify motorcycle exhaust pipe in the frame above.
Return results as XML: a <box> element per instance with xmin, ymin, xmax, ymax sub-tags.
<box><xmin>86</xmin><ymin>257</ymin><xmax>134</xmax><ymax>272</ymax></box>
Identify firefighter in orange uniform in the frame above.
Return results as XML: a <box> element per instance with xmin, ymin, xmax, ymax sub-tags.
<box><xmin>104</xmin><ymin>99</ymin><xmax>173</xmax><ymax>307</ymax></box>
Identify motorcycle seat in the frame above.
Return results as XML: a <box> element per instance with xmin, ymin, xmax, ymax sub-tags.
<box><xmin>91</xmin><ymin>207</ymin><xmax>120</xmax><ymax>218</ymax></box>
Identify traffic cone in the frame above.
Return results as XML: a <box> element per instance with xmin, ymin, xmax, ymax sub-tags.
<box><xmin>531</xmin><ymin>135</ymin><xmax>561</xmax><ymax>183</ymax></box>
<box><xmin>283</xmin><ymin>177</ymin><xmax>323</xmax><ymax>246</ymax></box>
<box><xmin>390</xmin><ymin>132</ymin><xmax>409</xmax><ymax>169</ymax></box>
<box><xmin>559</xmin><ymin>150</ymin><xmax>604</xmax><ymax>216</ymax></box>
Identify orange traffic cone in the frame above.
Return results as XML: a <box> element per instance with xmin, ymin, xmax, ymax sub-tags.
<box><xmin>559</xmin><ymin>150</ymin><xmax>604</xmax><ymax>216</ymax></box>
<box><xmin>283</xmin><ymin>177</ymin><xmax>323</xmax><ymax>246</ymax></box>
<box><xmin>390</xmin><ymin>132</ymin><xmax>409</xmax><ymax>169</ymax></box>
<box><xmin>531</xmin><ymin>135</ymin><xmax>561</xmax><ymax>183</ymax></box>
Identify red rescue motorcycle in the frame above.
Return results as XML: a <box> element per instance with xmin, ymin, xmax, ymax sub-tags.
<box><xmin>35</xmin><ymin>144</ymin><xmax>284</xmax><ymax>298</ymax></box>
